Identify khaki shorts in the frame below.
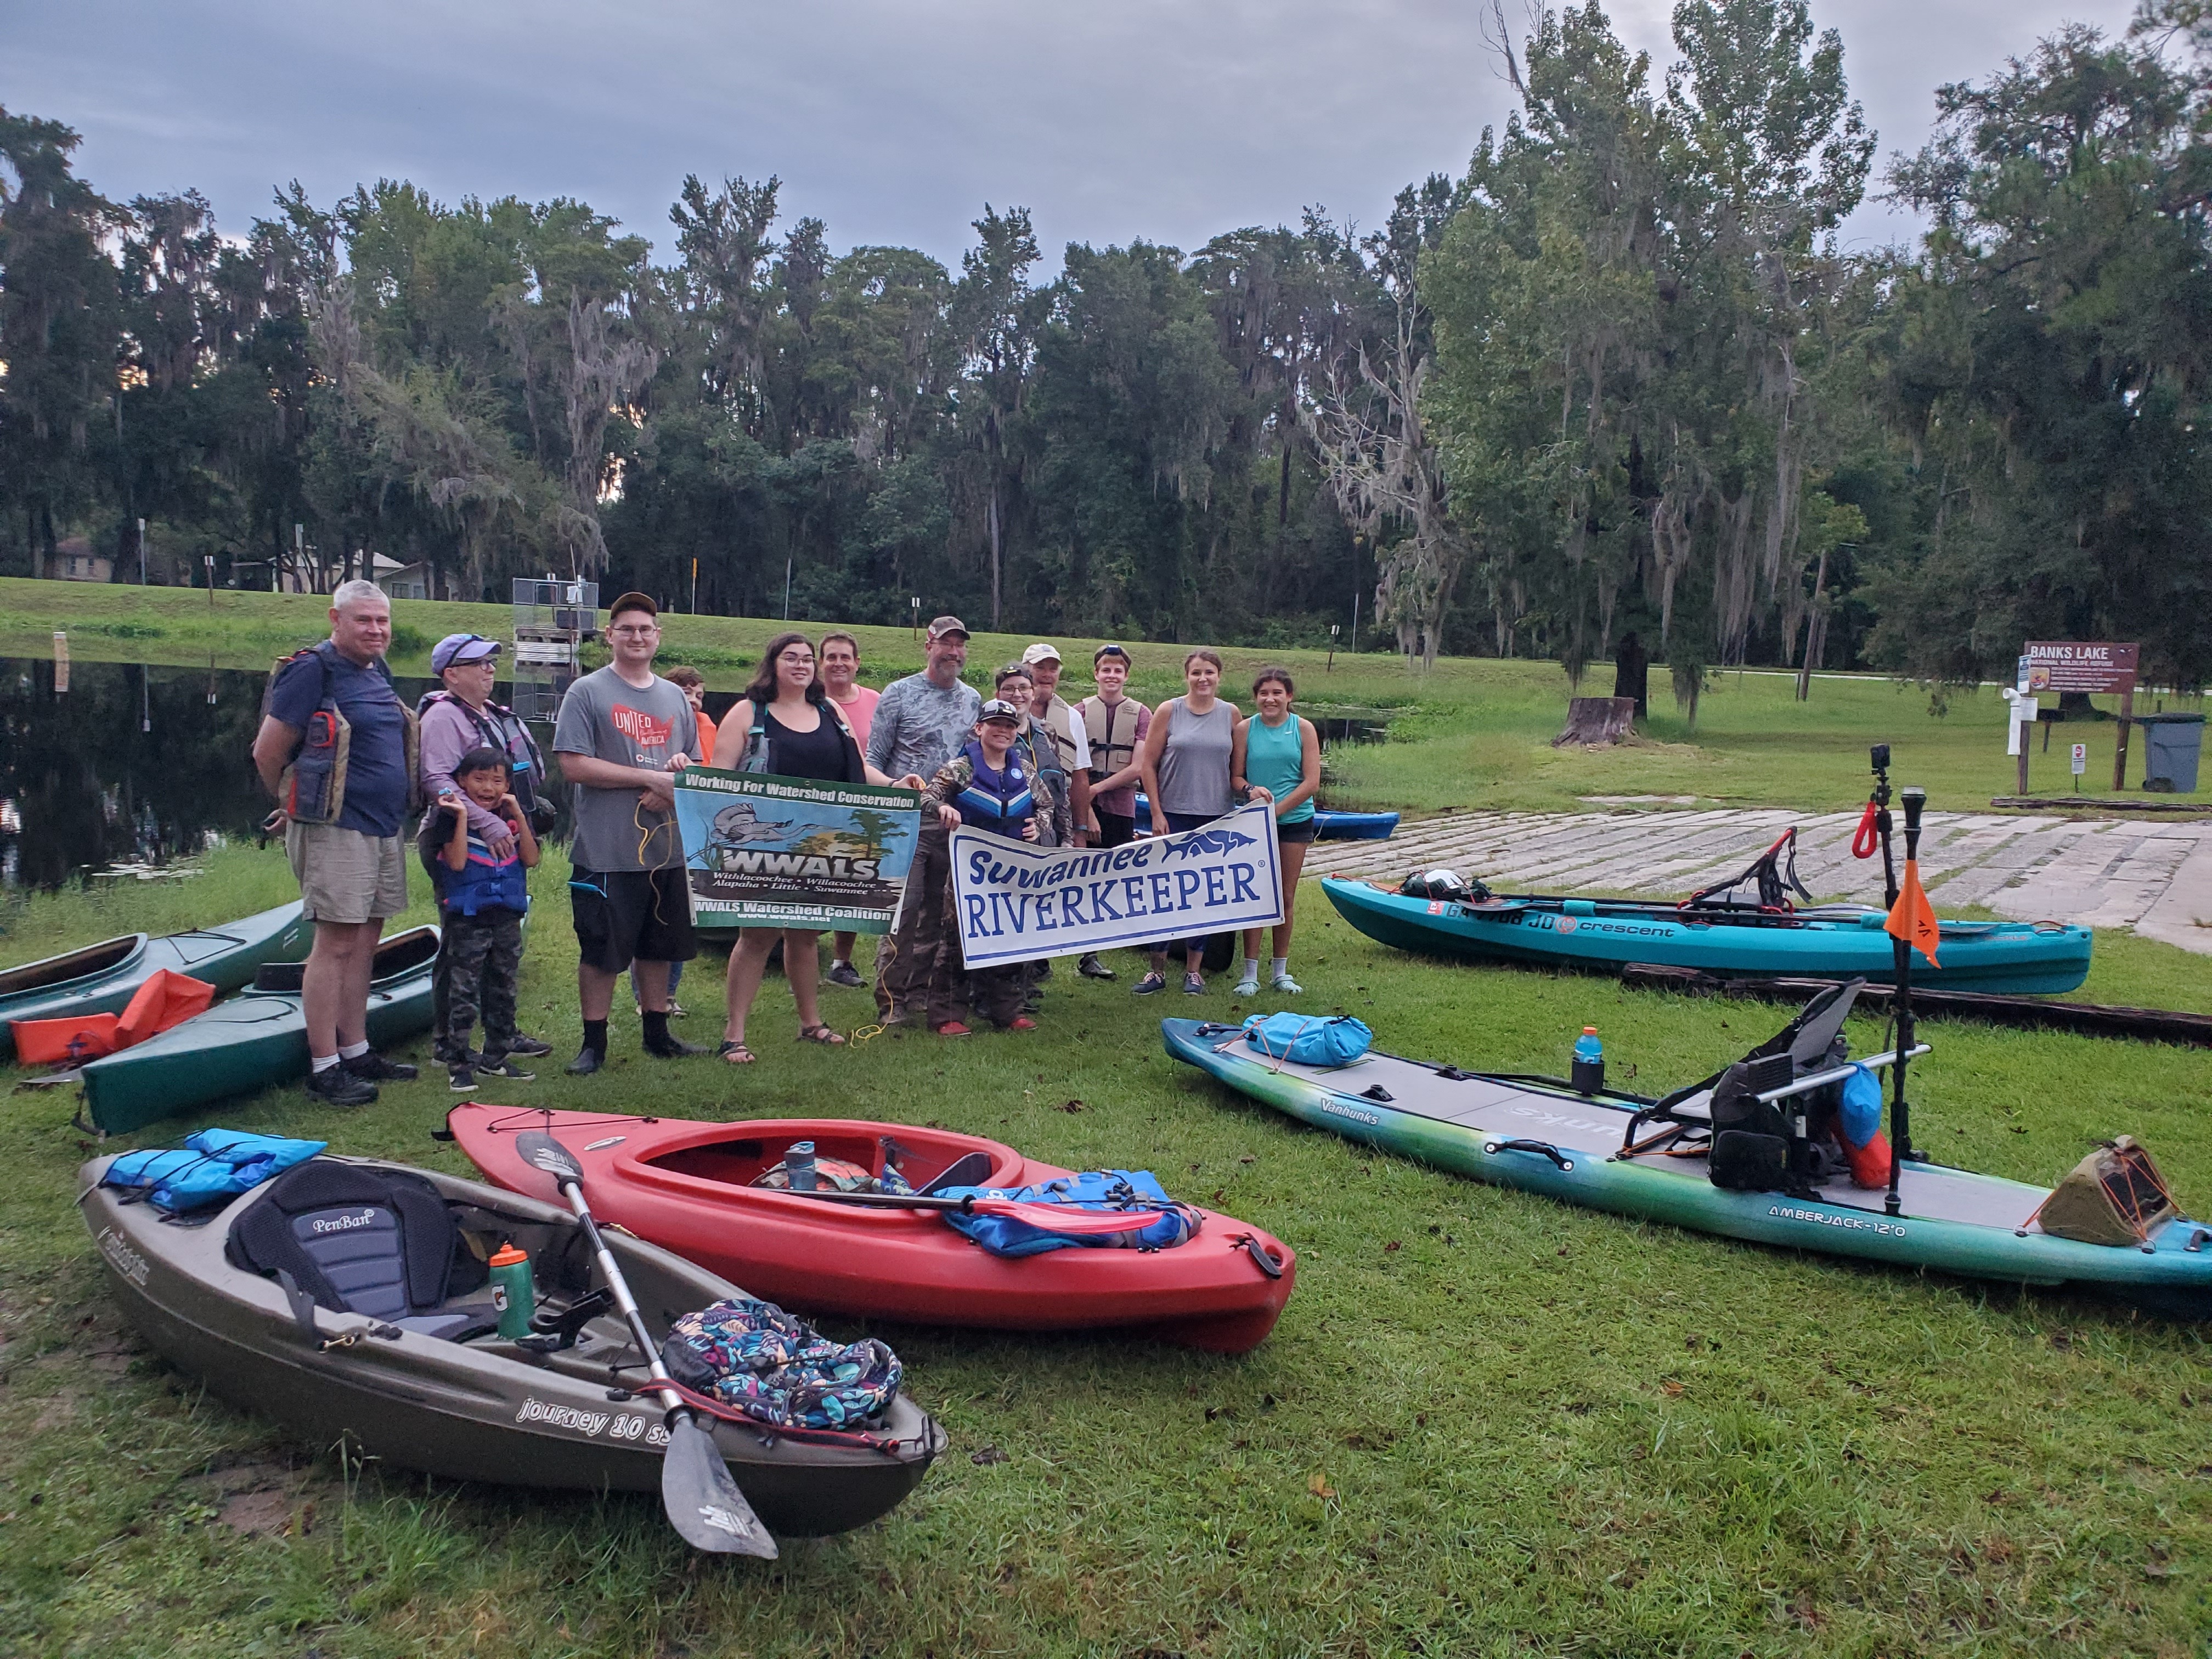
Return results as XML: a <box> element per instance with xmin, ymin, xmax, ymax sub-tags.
<box><xmin>285</xmin><ymin>821</ymin><xmax>409</xmax><ymax>924</ymax></box>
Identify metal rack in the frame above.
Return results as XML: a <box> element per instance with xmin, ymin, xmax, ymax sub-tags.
<box><xmin>510</xmin><ymin>578</ymin><xmax>598</xmax><ymax>721</ymax></box>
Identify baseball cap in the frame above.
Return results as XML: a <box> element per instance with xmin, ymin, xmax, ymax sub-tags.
<box><xmin>927</xmin><ymin>614</ymin><xmax>970</xmax><ymax>641</ymax></box>
<box><xmin>431</xmin><ymin>633</ymin><xmax>502</xmax><ymax>675</ymax></box>
<box><xmin>1093</xmin><ymin>643</ymin><xmax>1131</xmax><ymax>664</ymax></box>
<box><xmin>978</xmin><ymin>698</ymin><xmax>1023</xmax><ymax>724</ymax></box>
<box><xmin>1020</xmin><ymin>642</ymin><xmax>1063</xmax><ymax>667</ymax></box>
<box><xmin>608</xmin><ymin>591</ymin><xmax>658</xmax><ymax>623</ymax></box>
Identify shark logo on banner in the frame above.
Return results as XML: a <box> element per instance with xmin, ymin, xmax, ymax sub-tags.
<box><xmin>676</xmin><ymin>766</ymin><xmax>922</xmax><ymax>932</ymax></box>
<box><xmin>950</xmin><ymin>800</ymin><xmax>1285</xmax><ymax>968</ymax></box>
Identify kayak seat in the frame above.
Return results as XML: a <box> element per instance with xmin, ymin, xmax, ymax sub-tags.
<box><xmin>227</xmin><ymin>1159</ymin><xmax>489</xmax><ymax>1338</ymax></box>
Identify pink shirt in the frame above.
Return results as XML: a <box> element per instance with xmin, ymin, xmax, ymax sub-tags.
<box><xmin>829</xmin><ymin>685</ymin><xmax>879</xmax><ymax>751</ymax></box>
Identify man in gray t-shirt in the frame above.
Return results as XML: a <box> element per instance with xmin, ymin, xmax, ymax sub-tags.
<box><xmin>869</xmin><ymin>615</ymin><xmax>981</xmax><ymax>1021</ymax></box>
<box><xmin>550</xmin><ymin>592</ymin><xmax>704</xmax><ymax>1073</ymax></box>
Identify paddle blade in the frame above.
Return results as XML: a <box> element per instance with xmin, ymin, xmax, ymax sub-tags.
<box><xmin>661</xmin><ymin>1412</ymin><xmax>777</xmax><ymax>1558</ymax></box>
<box><xmin>977</xmin><ymin>1197</ymin><xmax>1187</xmax><ymax>1235</ymax></box>
<box><xmin>514</xmin><ymin>1129</ymin><xmax>584</xmax><ymax>1186</ymax></box>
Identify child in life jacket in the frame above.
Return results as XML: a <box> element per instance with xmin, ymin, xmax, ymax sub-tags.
<box><xmin>918</xmin><ymin>698</ymin><xmax>1069</xmax><ymax>1036</ymax></box>
<box><xmin>419</xmin><ymin>745</ymin><xmax>540</xmax><ymax>1092</ymax></box>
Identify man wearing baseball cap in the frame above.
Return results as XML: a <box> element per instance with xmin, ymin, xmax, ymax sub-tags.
<box><xmin>417</xmin><ymin>631</ymin><xmax>554</xmax><ymax>1066</ymax></box>
<box><xmin>1014</xmin><ymin>642</ymin><xmax>1093</xmax><ymax>995</ymax></box>
<box><xmin>864</xmin><ymin>615</ymin><xmax>981</xmax><ymax>1022</ymax></box>
<box><xmin>550</xmin><ymin>592</ymin><xmax>704</xmax><ymax>1073</ymax></box>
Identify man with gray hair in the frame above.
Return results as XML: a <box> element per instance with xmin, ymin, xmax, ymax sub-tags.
<box><xmin>252</xmin><ymin>578</ymin><xmax>421</xmax><ymax>1108</ymax></box>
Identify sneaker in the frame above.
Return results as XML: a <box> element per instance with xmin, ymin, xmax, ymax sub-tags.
<box><xmin>1183</xmin><ymin>973</ymin><xmax>1207</xmax><ymax>995</ymax></box>
<box><xmin>1271</xmin><ymin>972</ymin><xmax>1304</xmax><ymax>995</ymax></box>
<box><xmin>305</xmin><ymin>1065</ymin><xmax>377</xmax><ymax>1108</ymax></box>
<box><xmin>1077</xmin><ymin>953</ymin><xmax>1116</xmax><ymax>980</ymax></box>
<box><xmin>934</xmin><ymin>1020</ymin><xmax>973</xmax><ymax>1037</ymax></box>
<box><xmin>1032</xmin><ymin>962</ymin><xmax>1053</xmax><ymax>983</ymax></box>
<box><xmin>1007</xmin><ymin>1016</ymin><xmax>1038</xmax><ymax>1031</ymax></box>
<box><xmin>343</xmin><ymin>1051</ymin><xmax>417</xmax><ymax>1082</ymax></box>
<box><xmin>825</xmin><ymin>962</ymin><xmax>867</xmax><ymax>990</ymax></box>
<box><xmin>477</xmin><ymin>1059</ymin><xmax>537</xmax><ymax>1082</ymax></box>
<box><xmin>447</xmin><ymin>1064</ymin><xmax>477</xmax><ymax>1093</ymax></box>
<box><xmin>566</xmin><ymin>1047</ymin><xmax>605</xmax><ymax>1076</ymax></box>
<box><xmin>1131</xmin><ymin>972</ymin><xmax>1168</xmax><ymax>996</ymax></box>
<box><xmin>1232</xmin><ymin>975</ymin><xmax>1260</xmax><ymax>998</ymax></box>
<box><xmin>645</xmin><ymin>1035</ymin><xmax>708</xmax><ymax>1059</ymax></box>
<box><xmin>505</xmin><ymin>1034</ymin><xmax>554</xmax><ymax>1058</ymax></box>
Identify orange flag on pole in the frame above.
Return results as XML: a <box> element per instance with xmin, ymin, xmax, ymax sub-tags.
<box><xmin>1884</xmin><ymin>858</ymin><xmax>1941</xmax><ymax>968</ymax></box>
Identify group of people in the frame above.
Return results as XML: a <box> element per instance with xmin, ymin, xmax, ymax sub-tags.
<box><xmin>251</xmin><ymin>583</ymin><xmax>1325</xmax><ymax>1106</ymax></box>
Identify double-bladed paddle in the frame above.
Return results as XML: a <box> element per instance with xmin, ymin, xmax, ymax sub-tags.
<box><xmin>777</xmin><ymin>1186</ymin><xmax>1184</xmax><ymax>1233</ymax></box>
<box><xmin>513</xmin><ymin>1128</ymin><xmax>777</xmax><ymax>1559</ymax></box>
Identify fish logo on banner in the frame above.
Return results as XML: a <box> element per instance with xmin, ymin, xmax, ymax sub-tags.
<box><xmin>950</xmin><ymin>800</ymin><xmax>1285</xmax><ymax>968</ymax></box>
<box><xmin>676</xmin><ymin>766</ymin><xmax>922</xmax><ymax>933</ymax></box>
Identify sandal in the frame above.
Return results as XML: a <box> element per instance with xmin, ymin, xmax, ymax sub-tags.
<box><xmin>716</xmin><ymin>1040</ymin><xmax>756</xmax><ymax>1065</ymax></box>
<box><xmin>797</xmin><ymin>1024</ymin><xmax>847</xmax><ymax>1046</ymax></box>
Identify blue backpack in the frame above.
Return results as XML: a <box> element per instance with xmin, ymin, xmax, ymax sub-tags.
<box><xmin>1242</xmin><ymin>1012</ymin><xmax>1373</xmax><ymax>1067</ymax></box>
<box><xmin>103</xmin><ymin>1128</ymin><xmax>328</xmax><ymax>1214</ymax></box>
<box><xmin>933</xmin><ymin>1170</ymin><xmax>1202</xmax><ymax>1257</ymax></box>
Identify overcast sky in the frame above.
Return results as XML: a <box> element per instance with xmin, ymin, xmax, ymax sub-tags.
<box><xmin>7</xmin><ymin>0</ymin><xmax>2135</xmax><ymax>273</ymax></box>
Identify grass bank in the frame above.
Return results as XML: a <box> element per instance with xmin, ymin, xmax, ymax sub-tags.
<box><xmin>5</xmin><ymin>578</ymin><xmax>2202</xmax><ymax>818</ymax></box>
<box><xmin>3</xmin><ymin>843</ymin><xmax>2209</xmax><ymax>1656</ymax></box>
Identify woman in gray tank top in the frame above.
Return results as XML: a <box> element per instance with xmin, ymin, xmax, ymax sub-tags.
<box><xmin>1132</xmin><ymin>649</ymin><xmax>1239</xmax><ymax>995</ymax></box>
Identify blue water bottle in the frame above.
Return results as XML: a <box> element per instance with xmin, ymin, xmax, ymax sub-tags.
<box><xmin>1571</xmin><ymin>1026</ymin><xmax>1605</xmax><ymax>1094</ymax></box>
<box><xmin>783</xmin><ymin>1140</ymin><xmax>819</xmax><ymax>1191</ymax></box>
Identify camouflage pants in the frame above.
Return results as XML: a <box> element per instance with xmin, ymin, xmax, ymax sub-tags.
<box><xmin>438</xmin><ymin>907</ymin><xmax>522</xmax><ymax>1064</ymax></box>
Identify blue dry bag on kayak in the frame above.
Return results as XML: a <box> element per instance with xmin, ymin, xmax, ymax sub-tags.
<box><xmin>1838</xmin><ymin>1063</ymin><xmax>1884</xmax><ymax>1150</ymax></box>
<box><xmin>1242</xmin><ymin>1012</ymin><xmax>1373</xmax><ymax>1067</ymax></box>
<box><xmin>103</xmin><ymin>1128</ymin><xmax>327</xmax><ymax>1214</ymax></box>
<box><xmin>934</xmin><ymin>1170</ymin><xmax>1203</xmax><ymax>1257</ymax></box>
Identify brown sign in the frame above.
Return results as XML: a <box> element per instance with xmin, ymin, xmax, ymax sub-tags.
<box><xmin>2023</xmin><ymin>641</ymin><xmax>2139</xmax><ymax>695</ymax></box>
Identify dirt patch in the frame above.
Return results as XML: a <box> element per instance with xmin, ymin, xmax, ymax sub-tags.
<box><xmin>216</xmin><ymin>1489</ymin><xmax>298</xmax><ymax>1537</ymax></box>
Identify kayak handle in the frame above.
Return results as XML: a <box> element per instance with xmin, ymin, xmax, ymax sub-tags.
<box><xmin>1230</xmin><ymin>1233</ymin><xmax>1286</xmax><ymax>1279</ymax></box>
<box><xmin>1482</xmin><ymin>1138</ymin><xmax>1575</xmax><ymax>1172</ymax></box>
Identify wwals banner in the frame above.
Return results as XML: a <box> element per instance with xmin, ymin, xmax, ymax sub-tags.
<box><xmin>676</xmin><ymin>767</ymin><xmax>921</xmax><ymax>932</ymax></box>
<box><xmin>950</xmin><ymin>800</ymin><xmax>1283</xmax><ymax>968</ymax></box>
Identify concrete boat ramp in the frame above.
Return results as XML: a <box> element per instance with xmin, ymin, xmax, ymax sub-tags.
<box><xmin>1308</xmin><ymin>807</ymin><xmax>2212</xmax><ymax>956</ymax></box>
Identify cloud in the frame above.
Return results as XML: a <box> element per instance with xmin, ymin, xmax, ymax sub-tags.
<box><xmin>4</xmin><ymin>0</ymin><xmax>2136</xmax><ymax>269</ymax></box>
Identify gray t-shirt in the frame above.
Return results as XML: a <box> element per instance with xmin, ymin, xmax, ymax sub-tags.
<box><xmin>552</xmin><ymin>665</ymin><xmax>699</xmax><ymax>873</ymax></box>
<box><xmin>866</xmin><ymin>672</ymin><xmax>982</xmax><ymax>783</ymax></box>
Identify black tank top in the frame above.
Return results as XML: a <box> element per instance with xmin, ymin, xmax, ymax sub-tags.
<box><xmin>759</xmin><ymin>704</ymin><xmax>851</xmax><ymax>782</ymax></box>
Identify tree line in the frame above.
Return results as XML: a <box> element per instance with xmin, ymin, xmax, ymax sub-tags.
<box><xmin>2</xmin><ymin>0</ymin><xmax>2207</xmax><ymax>690</ymax></box>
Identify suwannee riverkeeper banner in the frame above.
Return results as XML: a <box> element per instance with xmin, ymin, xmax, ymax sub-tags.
<box><xmin>949</xmin><ymin>800</ymin><xmax>1284</xmax><ymax>968</ymax></box>
<box><xmin>676</xmin><ymin>767</ymin><xmax>922</xmax><ymax>932</ymax></box>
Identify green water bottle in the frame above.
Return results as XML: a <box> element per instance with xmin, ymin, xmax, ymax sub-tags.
<box><xmin>489</xmin><ymin>1243</ymin><xmax>535</xmax><ymax>1340</ymax></box>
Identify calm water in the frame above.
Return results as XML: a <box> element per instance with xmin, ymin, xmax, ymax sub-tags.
<box><xmin>0</xmin><ymin>662</ymin><xmax>1393</xmax><ymax>889</ymax></box>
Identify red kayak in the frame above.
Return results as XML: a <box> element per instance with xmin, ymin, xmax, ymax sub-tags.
<box><xmin>448</xmin><ymin>1107</ymin><xmax>1295</xmax><ymax>1354</ymax></box>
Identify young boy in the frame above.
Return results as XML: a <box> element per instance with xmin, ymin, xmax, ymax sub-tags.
<box><xmin>420</xmin><ymin>746</ymin><xmax>540</xmax><ymax>1091</ymax></box>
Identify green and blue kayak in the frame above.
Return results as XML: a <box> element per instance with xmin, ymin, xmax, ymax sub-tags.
<box><xmin>0</xmin><ymin>902</ymin><xmax>310</xmax><ymax>1059</ymax></box>
<box><xmin>1163</xmin><ymin>1014</ymin><xmax>2212</xmax><ymax>1318</ymax></box>
<box><xmin>80</xmin><ymin>927</ymin><xmax>440</xmax><ymax>1134</ymax></box>
<box><xmin>1321</xmin><ymin>876</ymin><xmax>2092</xmax><ymax>994</ymax></box>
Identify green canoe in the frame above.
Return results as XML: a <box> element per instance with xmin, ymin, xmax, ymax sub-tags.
<box><xmin>81</xmin><ymin>927</ymin><xmax>440</xmax><ymax>1133</ymax></box>
<box><xmin>0</xmin><ymin>902</ymin><xmax>310</xmax><ymax>1059</ymax></box>
<box><xmin>1163</xmin><ymin>1011</ymin><xmax>2212</xmax><ymax>1319</ymax></box>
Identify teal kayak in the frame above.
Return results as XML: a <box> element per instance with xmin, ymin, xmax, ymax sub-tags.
<box><xmin>80</xmin><ymin>927</ymin><xmax>440</xmax><ymax>1133</ymax></box>
<box><xmin>1163</xmin><ymin>1015</ymin><xmax>2212</xmax><ymax>1317</ymax></box>
<box><xmin>1132</xmin><ymin>795</ymin><xmax>1398</xmax><ymax>841</ymax></box>
<box><xmin>0</xmin><ymin>902</ymin><xmax>310</xmax><ymax>1059</ymax></box>
<box><xmin>1321</xmin><ymin>876</ymin><xmax>2093</xmax><ymax>994</ymax></box>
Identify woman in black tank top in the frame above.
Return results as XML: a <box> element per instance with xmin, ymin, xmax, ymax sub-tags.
<box><xmin>708</xmin><ymin>631</ymin><xmax>914</xmax><ymax>1064</ymax></box>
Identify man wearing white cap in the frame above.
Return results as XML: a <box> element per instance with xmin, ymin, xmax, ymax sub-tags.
<box><xmin>1019</xmin><ymin>642</ymin><xmax>1104</xmax><ymax>983</ymax></box>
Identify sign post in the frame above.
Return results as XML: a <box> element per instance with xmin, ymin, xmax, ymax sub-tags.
<box><xmin>2022</xmin><ymin>642</ymin><xmax>2141</xmax><ymax>791</ymax></box>
<box><xmin>1328</xmin><ymin>623</ymin><xmax>1339</xmax><ymax>673</ymax></box>
<box><xmin>2070</xmin><ymin>742</ymin><xmax>2087</xmax><ymax>793</ymax></box>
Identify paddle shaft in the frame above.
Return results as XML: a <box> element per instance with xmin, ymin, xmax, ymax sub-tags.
<box><xmin>1887</xmin><ymin>787</ymin><xmax>1926</xmax><ymax>1217</ymax></box>
<box><xmin>783</xmin><ymin>1186</ymin><xmax>1179</xmax><ymax>1234</ymax></box>
<box><xmin>546</xmin><ymin>1172</ymin><xmax>687</xmax><ymax>1414</ymax></box>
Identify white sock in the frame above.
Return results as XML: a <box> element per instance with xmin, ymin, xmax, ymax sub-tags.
<box><xmin>338</xmin><ymin>1040</ymin><xmax>370</xmax><ymax>1060</ymax></box>
<box><xmin>1242</xmin><ymin>958</ymin><xmax>1261</xmax><ymax>978</ymax></box>
<box><xmin>832</xmin><ymin>958</ymin><xmax>851</xmax><ymax>970</ymax></box>
<box><xmin>1272</xmin><ymin>958</ymin><xmax>1290</xmax><ymax>978</ymax></box>
<box><xmin>311</xmin><ymin>1053</ymin><xmax>341</xmax><ymax>1073</ymax></box>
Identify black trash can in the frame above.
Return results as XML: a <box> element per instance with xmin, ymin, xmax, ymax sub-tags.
<box><xmin>2136</xmin><ymin>712</ymin><xmax>2205</xmax><ymax>793</ymax></box>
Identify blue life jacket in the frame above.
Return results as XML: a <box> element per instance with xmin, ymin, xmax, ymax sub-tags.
<box><xmin>103</xmin><ymin>1128</ymin><xmax>328</xmax><ymax>1214</ymax></box>
<box><xmin>934</xmin><ymin>1169</ymin><xmax>1201</xmax><ymax>1257</ymax></box>
<box><xmin>955</xmin><ymin>741</ymin><xmax>1033</xmax><ymax>841</ymax></box>
<box><xmin>435</xmin><ymin>828</ymin><xmax>529</xmax><ymax>917</ymax></box>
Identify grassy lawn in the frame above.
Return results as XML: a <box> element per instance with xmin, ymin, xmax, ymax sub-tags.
<box><xmin>3</xmin><ymin>840</ymin><xmax>2209</xmax><ymax>1657</ymax></box>
<box><xmin>3</xmin><ymin>577</ymin><xmax>2203</xmax><ymax>818</ymax></box>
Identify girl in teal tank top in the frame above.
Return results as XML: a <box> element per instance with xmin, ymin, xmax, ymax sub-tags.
<box><xmin>1231</xmin><ymin>665</ymin><xmax>1323</xmax><ymax>996</ymax></box>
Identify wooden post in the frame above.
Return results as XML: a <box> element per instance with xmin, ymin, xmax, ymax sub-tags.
<box><xmin>52</xmin><ymin>631</ymin><xmax>69</xmax><ymax>695</ymax></box>
<box><xmin>2017</xmin><ymin>721</ymin><xmax>2029</xmax><ymax>795</ymax></box>
<box><xmin>2114</xmin><ymin>687</ymin><xmax>2134</xmax><ymax>791</ymax></box>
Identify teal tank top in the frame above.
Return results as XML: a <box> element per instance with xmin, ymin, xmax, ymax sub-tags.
<box><xmin>1243</xmin><ymin>714</ymin><xmax>1313</xmax><ymax>824</ymax></box>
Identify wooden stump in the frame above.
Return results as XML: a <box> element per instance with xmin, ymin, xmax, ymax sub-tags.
<box><xmin>1552</xmin><ymin>696</ymin><xmax>1637</xmax><ymax>747</ymax></box>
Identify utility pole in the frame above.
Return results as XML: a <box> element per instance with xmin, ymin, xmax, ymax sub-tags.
<box><xmin>138</xmin><ymin>518</ymin><xmax>147</xmax><ymax>586</ymax></box>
